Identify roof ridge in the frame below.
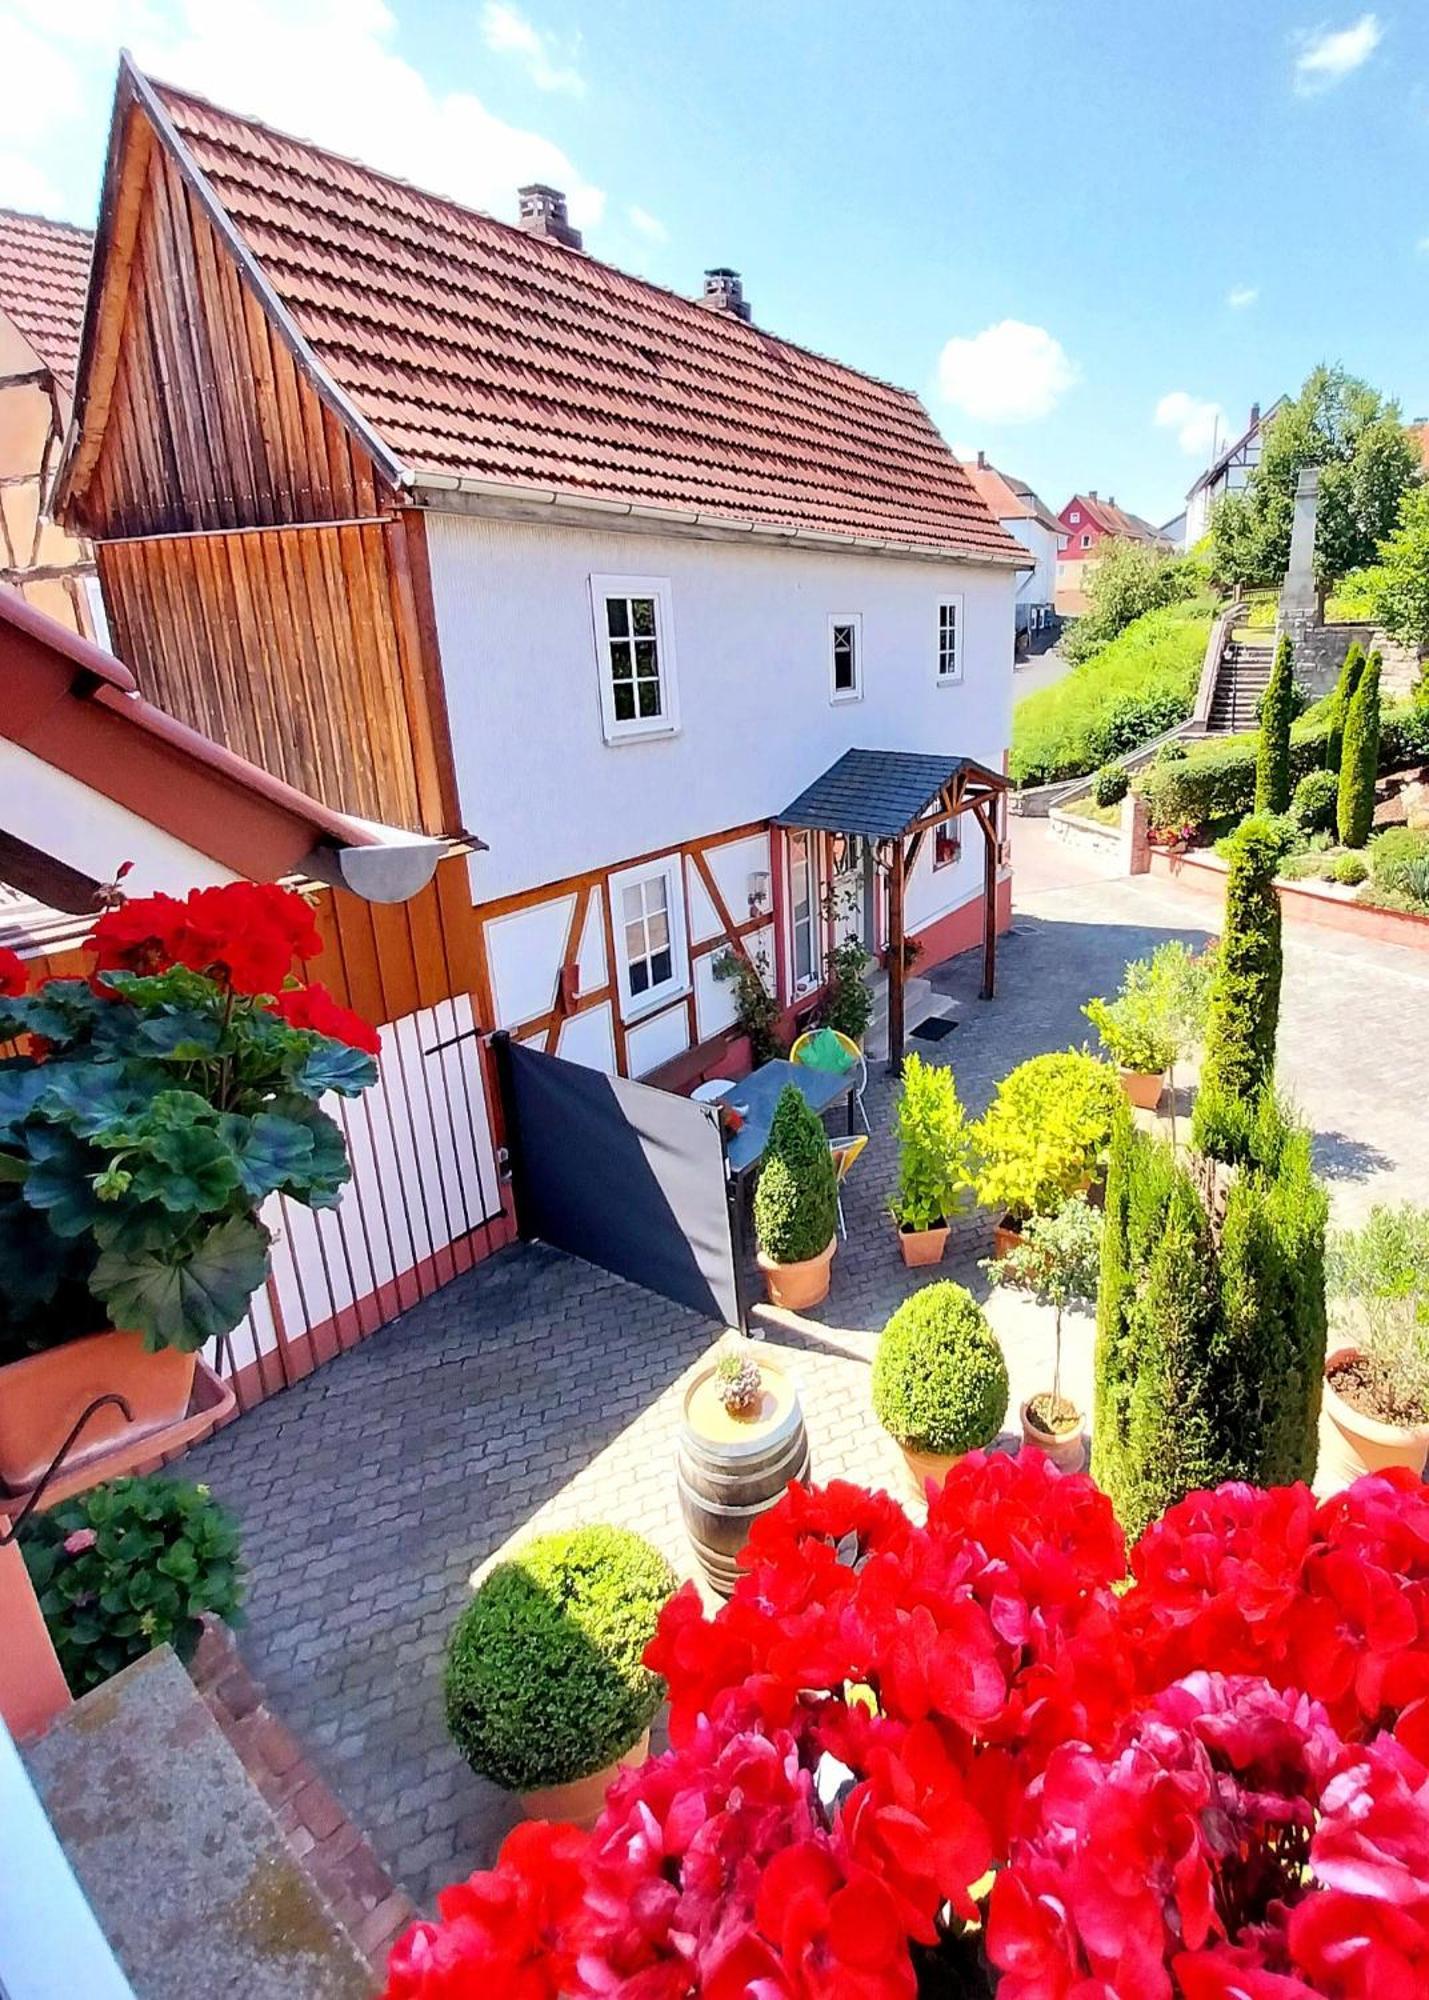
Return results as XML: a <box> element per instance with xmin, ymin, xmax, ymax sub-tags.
<box><xmin>147</xmin><ymin>72</ymin><xmax>927</xmax><ymax>412</ymax></box>
<box><xmin>0</xmin><ymin>207</ymin><xmax>94</xmax><ymax>239</ymax></box>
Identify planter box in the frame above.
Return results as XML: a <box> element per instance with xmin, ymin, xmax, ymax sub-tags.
<box><xmin>1148</xmin><ymin>847</ymin><xmax>1429</xmax><ymax>953</ymax></box>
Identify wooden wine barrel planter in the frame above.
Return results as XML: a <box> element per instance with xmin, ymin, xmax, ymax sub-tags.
<box><xmin>677</xmin><ymin>1355</ymin><xmax>810</xmax><ymax>1597</ymax></box>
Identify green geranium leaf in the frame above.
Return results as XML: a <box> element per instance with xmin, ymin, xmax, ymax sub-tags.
<box><xmin>128</xmin><ymin>1124</ymin><xmax>242</xmax><ymax>1215</ymax></box>
<box><xmin>219</xmin><ymin>1111</ymin><xmax>316</xmax><ymax>1201</ymax></box>
<box><xmin>289</xmin><ymin>1038</ymin><xmax>378</xmax><ymax>1100</ymax></box>
<box><xmin>264</xmin><ymin>1097</ymin><xmax>350</xmax><ymax>1207</ymax></box>
<box><xmin>21</xmin><ymin>1128</ymin><xmax>109</xmax><ymax>1238</ymax></box>
<box><xmin>12</xmin><ymin>981</ymin><xmax>104</xmax><ymax>1046</ymax></box>
<box><xmin>132</xmin><ymin>1010</ymin><xmax>224</xmax><ymax>1060</ymax></box>
<box><xmin>91</xmin><ymin>1211</ymin><xmax>271</xmax><ymax>1351</ymax></box>
<box><xmin>0</xmin><ymin>1064</ymin><xmax>50</xmax><ymax>1142</ymax></box>
<box><xmin>90</xmin><ymin>1199</ymin><xmax>182</xmax><ymax>1257</ymax></box>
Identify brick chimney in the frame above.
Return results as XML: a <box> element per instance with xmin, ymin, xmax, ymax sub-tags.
<box><xmin>699</xmin><ymin>268</ymin><xmax>751</xmax><ymax>322</ymax></box>
<box><xmin>517</xmin><ymin>184</ymin><xmax>582</xmax><ymax>250</ymax></box>
<box><xmin>977</xmin><ymin>450</ymin><xmax>988</xmax><ymax>469</ymax></box>
<box><xmin>1088</xmin><ymin>489</ymin><xmax>1099</xmax><ymax>501</ymax></box>
<box><xmin>1250</xmin><ymin>401</ymin><xmax>1261</xmax><ymax>428</ymax></box>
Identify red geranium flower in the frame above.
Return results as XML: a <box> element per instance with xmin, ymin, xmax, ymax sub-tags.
<box><xmin>272</xmin><ymin>981</ymin><xmax>381</xmax><ymax>1056</ymax></box>
<box><xmin>0</xmin><ymin>945</ymin><xmax>28</xmax><ymax>997</ymax></box>
<box><xmin>88</xmin><ymin>881</ymin><xmax>324</xmax><ymax>995</ymax></box>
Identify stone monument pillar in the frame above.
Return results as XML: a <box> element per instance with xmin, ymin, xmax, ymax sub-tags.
<box><xmin>1278</xmin><ymin>466</ymin><xmax>1321</xmax><ymax>653</ymax></box>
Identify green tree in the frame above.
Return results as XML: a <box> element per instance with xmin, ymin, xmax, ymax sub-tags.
<box><xmin>1063</xmin><ymin>537</ymin><xmax>1198</xmax><ymax>665</ymax></box>
<box><xmin>1337</xmin><ymin>649</ymin><xmax>1382</xmax><ymax>849</ymax></box>
<box><xmin>753</xmin><ymin>1084</ymin><xmax>838</xmax><ymax>1264</ymax></box>
<box><xmin>1254</xmin><ymin>634</ymin><xmax>1295</xmax><ymax>814</ymax></box>
<box><xmin>1353</xmin><ymin>484</ymin><xmax>1429</xmax><ymax>652</ymax></box>
<box><xmin>1200</xmin><ymin>816</ymin><xmax>1287</xmax><ymax>1105</ymax></box>
<box><xmin>1324</xmin><ymin>640</ymin><xmax>1366</xmax><ymax>774</ymax></box>
<box><xmin>1210</xmin><ymin>367</ymin><xmax>1419</xmax><ymax>589</ymax></box>
<box><xmin>1093</xmin><ymin>1093</ymin><xmax>1327</xmax><ymax>1539</ymax></box>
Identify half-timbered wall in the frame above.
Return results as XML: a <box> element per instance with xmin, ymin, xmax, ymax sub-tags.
<box><xmin>62</xmin><ymin>116</ymin><xmax>456</xmax><ymax>833</ymax></box>
<box><xmin>0</xmin><ymin>310</ymin><xmax>99</xmax><ymax>637</ymax></box>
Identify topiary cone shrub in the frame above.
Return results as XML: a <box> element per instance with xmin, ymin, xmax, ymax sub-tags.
<box><xmin>1093</xmin><ymin>1090</ymin><xmax>1327</xmax><ymax>1541</ymax></box>
<box><xmin>445</xmin><ymin>1525</ymin><xmax>676</xmax><ymax>1795</ymax></box>
<box><xmin>1200</xmin><ymin>814</ymin><xmax>1287</xmax><ymax>1106</ymax></box>
<box><xmin>1325</xmin><ymin>638</ymin><xmax>1365</xmax><ymax>775</ymax></box>
<box><xmin>872</xmin><ymin>1281</ymin><xmax>1009</xmax><ymax>1461</ymax></box>
<box><xmin>1337</xmin><ymin>647</ymin><xmax>1382</xmax><ymax>849</ymax></box>
<box><xmin>753</xmin><ymin>1084</ymin><xmax>838</xmax><ymax>1266</ymax></box>
<box><xmin>1253</xmin><ymin>633</ymin><xmax>1294</xmax><ymax>815</ymax></box>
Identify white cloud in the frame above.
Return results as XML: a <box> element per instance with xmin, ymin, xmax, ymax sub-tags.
<box><xmin>1294</xmin><ymin>14</ymin><xmax>1382</xmax><ymax>94</ymax></box>
<box><xmin>935</xmin><ymin>320</ymin><xmax>1077</xmax><ymax>424</ymax></box>
<box><xmin>1155</xmin><ymin>390</ymin><xmax>1227</xmax><ymax>458</ymax></box>
<box><xmin>0</xmin><ymin>151</ymin><xmax>68</xmax><ymax>215</ymax></box>
<box><xmin>627</xmin><ymin>204</ymin><xmax>668</xmax><ymax>243</ymax></box>
<box><xmin>479</xmin><ymin>2</ymin><xmax>584</xmax><ymax>97</ymax></box>
<box><xmin>1227</xmin><ymin>284</ymin><xmax>1259</xmax><ymax>309</ymax></box>
<box><xmin>0</xmin><ymin>0</ymin><xmax>604</xmax><ymax>227</ymax></box>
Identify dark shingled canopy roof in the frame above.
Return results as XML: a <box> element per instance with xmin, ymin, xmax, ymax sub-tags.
<box><xmin>777</xmin><ymin>749</ymin><xmax>1006</xmax><ymax>840</ymax></box>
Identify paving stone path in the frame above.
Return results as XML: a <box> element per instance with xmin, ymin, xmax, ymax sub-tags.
<box><xmin>188</xmin><ymin>840</ymin><xmax>1429</xmax><ymax>1909</ymax></box>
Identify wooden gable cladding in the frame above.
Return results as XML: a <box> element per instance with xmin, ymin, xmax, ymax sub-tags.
<box><xmin>98</xmin><ymin>514</ymin><xmax>454</xmax><ymax>832</ymax></box>
<box><xmin>69</xmin><ymin>133</ymin><xmax>388</xmax><ymax>541</ymax></box>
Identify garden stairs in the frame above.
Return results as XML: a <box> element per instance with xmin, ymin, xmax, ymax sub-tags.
<box><xmin>1207</xmin><ymin>634</ymin><xmax>1274</xmax><ymax>734</ymax></box>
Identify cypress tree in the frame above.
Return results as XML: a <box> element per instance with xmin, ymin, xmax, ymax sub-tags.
<box><xmin>1254</xmin><ymin>633</ymin><xmax>1295</xmax><ymax>815</ymax></box>
<box><xmin>1200</xmin><ymin>815</ymin><xmax>1285</xmax><ymax>1105</ymax></box>
<box><xmin>1336</xmin><ymin>649</ymin><xmax>1382</xmax><ymax>849</ymax></box>
<box><xmin>1325</xmin><ymin>640</ymin><xmax>1366</xmax><ymax>774</ymax></box>
<box><xmin>1092</xmin><ymin>1094</ymin><xmax>1327</xmax><ymax>1541</ymax></box>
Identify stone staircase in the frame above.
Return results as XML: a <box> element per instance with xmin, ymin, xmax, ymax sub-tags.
<box><xmin>1207</xmin><ymin>634</ymin><xmax>1274</xmax><ymax>733</ymax></box>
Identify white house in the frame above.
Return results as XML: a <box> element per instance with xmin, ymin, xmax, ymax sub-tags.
<box><xmin>962</xmin><ymin>454</ymin><xmax>1063</xmax><ymax>641</ymax></box>
<box><xmin>56</xmin><ymin>60</ymin><xmax>1028</xmax><ymax>1092</ymax></box>
<box><xmin>1183</xmin><ymin>398</ymin><xmax>1286</xmax><ymax>549</ymax></box>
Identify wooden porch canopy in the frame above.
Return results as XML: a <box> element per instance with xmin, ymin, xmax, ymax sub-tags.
<box><xmin>777</xmin><ymin>748</ymin><xmax>1008</xmax><ymax>1072</ymax></box>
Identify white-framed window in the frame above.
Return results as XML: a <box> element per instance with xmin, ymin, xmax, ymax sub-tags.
<box><xmin>828</xmin><ymin>614</ymin><xmax>862</xmax><ymax>702</ymax></box>
<box><xmin>610</xmin><ymin>855</ymin><xmax>688</xmax><ymax>1018</ymax></box>
<box><xmin>589</xmin><ymin>576</ymin><xmax>679</xmax><ymax>744</ymax></box>
<box><xmin>933</xmin><ymin>819</ymin><xmax>962</xmax><ymax>870</ymax></box>
<box><xmin>936</xmin><ymin>597</ymin><xmax>964</xmax><ymax>685</ymax></box>
<box><xmin>788</xmin><ymin>829</ymin><xmax>818</xmax><ymax>991</ymax></box>
<box><xmin>1068</xmin><ymin>509</ymin><xmax>1081</xmax><ymax>524</ymax></box>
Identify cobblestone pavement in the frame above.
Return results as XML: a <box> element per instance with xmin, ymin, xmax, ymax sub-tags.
<box><xmin>188</xmin><ymin>841</ymin><xmax>1429</xmax><ymax>1909</ymax></box>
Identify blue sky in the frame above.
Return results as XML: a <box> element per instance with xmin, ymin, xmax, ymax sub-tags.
<box><xmin>4</xmin><ymin>0</ymin><xmax>1426</xmax><ymax>524</ymax></box>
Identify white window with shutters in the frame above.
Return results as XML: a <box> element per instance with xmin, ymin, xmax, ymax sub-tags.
<box><xmin>609</xmin><ymin>855</ymin><xmax>689</xmax><ymax>1018</ymax></box>
<box><xmin>589</xmin><ymin>576</ymin><xmax>679</xmax><ymax>743</ymax></box>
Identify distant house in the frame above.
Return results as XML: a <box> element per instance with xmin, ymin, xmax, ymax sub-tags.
<box><xmin>1183</xmin><ymin>398</ymin><xmax>1286</xmax><ymax>550</ymax></box>
<box><xmin>0</xmin><ymin>209</ymin><xmax>104</xmax><ymax>641</ymax></box>
<box><xmin>1054</xmin><ymin>491</ymin><xmax>1171</xmax><ymax>615</ymax></box>
<box><xmin>963</xmin><ymin>453</ymin><xmax>1063</xmax><ymax>642</ymax></box>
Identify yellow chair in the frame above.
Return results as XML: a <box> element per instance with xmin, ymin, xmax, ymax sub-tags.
<box><xmin>791</xmin><ymin>1029</ymin><xmax>869</xmax><ymax>1132</ymax></box>
<box><xmin>828</xmin><ymin>1132</ymin><xmax>868</xmax><ymax>1238</ymax></box>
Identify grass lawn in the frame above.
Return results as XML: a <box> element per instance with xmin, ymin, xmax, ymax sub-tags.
<box><xmin>1011</xmin><ymin>601</ymin><xmax>1212</xmax><ymax>789</ymax></box>
<box><xmin>1062</xmin><ymin>795</ymin><xmax>1122</xmax><ymax>826</ymax></box>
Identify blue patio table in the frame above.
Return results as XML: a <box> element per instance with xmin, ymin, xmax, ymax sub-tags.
<box><xmin>721</xmin><ymin>1058</ymin><xmax>856</xmax><ymax>1180</ymax></box>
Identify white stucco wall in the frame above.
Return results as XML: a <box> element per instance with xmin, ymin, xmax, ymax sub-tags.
<box><xmin>1006</xmin><ymin>518</ymin><xmax>1058</xmax><ymax>610</ymax></box>
<box><xmin>425</xmin><ymin>513</ymin><xmax>1015</xmax><ymax>904</ymax></box>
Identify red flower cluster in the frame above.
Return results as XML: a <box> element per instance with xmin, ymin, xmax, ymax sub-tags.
<box><xmin>271</xmin><ymin>981</ymin><xmax>382</xmax><ymax>1056</ymax></box>
<box><xmin>386</xmin><ymin>1464</ymin><xmax>1429</xmax><ymax>2000</ymax></box>
<box><xmin>88</xmin><ymin>881</ymin><xmax>322</xmax><ymax>995</ymax></box>
<box><xmin>0</xmin><ymin>944</ymin><xmax>27</xmax><ymax>997</ymax></box>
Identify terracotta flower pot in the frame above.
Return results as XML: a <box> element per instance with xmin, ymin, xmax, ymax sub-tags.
<box><xmin>518</xmin><ymin>1729</ymin><xmax>650</xmax><ymax>1828</ymax></box>
<box><xmin>757</xmin><ymin>1237</ymin><xmax>836</xmax><ymax>1311</ymax></box>
<box><xmin>992</xmin><ymin>1217</ymin><xmax>1026</xmax><ymax>1261</ymax></box>
<box><xmin>1317</xmin><ymin>1343</ymin><xmax>1429</xmax><ymax>1495</ymax></box>
<box><xmin>1019</xmin><ymin>1397</ymin><xmax>1087</xmax><ymax>1473</ymax></box>
<box><xmin>897</xmin><ymin>1221</ymin><xmax>949</xmax><ymax>1268</ymax></box>
<box><xmin>0</xmin><ymin>1329</ymin><xmax>196</xmax><ymax>1494</ymax></box>
<box><xmin>1118</xmin><ymin>1067</ymin><xmax>1164</xmax><ymax>1111</ymax></box>
<box><xmin>895</xmin><ymin>1440</ymin><xmax>960</xmax><ymax>1503</ymax></box>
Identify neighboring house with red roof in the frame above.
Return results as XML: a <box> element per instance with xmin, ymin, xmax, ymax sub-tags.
<box><xmin>0</xmin><ymin>208</ymin><xmax>104</xmax><ymax>640</ymax></box>
<box><xmin>962</xmin><ymin>452</ymin><xmax>1063</xmax><ymax>643</ymax></box>
<box><xmin>1054</xmin><ymin>490</ymin><xmax>1172</xmax><ymax>615</ymax></box>
<box><xmin>54</xmin><ymin>57</ymin><xmax>1025</xmax><ymax>1085</ymax></box>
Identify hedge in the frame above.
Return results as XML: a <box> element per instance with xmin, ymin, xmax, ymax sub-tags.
<box><xmin>1136</xmin><ymin>701</ymin><xmax>1429</xmax><ymax>833</ymax></box>
<box><xmin>1092</xmin><ymin>1093</ymin><xmax>1327</xmax><ymax>1540</ymax></box>
<box><xmin>1011</xmin><ymin>603</ymin><xmax>1210</xmax><ymax>787</ymax></box>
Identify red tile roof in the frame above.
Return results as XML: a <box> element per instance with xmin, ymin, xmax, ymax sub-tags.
<box><xmin>0</xmin><ymin>208</ymin><xmax>93</xmax><ymax>388</ymax></box>
<box><xmin>148</xmin><ymin>78</ymin><xmax>1023</xmax><ymax>565</ymax></box>
<box><xmin>963</xmin><ymin>459</ymin><xmax>1061</xmax><ymax>535</ymax></box>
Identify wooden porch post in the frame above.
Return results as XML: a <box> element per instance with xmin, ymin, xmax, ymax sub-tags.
<box><xmin>887</xmin><ymin>833</ymin><xmax>907</xmax><ymax>1074</ymax></box>
<box><xmin>976</xmin><ymin>800</ymin><xmax>997</xmax><ymax>1000</ymax></box>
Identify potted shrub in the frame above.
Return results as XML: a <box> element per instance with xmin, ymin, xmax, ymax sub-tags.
<box><xmin>1319</xmin><ymin>1203</ymin><xmax>1429</xmax><ymax>1488</ymax></box>
<box><xmin>970</xmin><ymin>1050</ymin><xmax>1121</xmax><ymax>1255</ymax></box>
<box><xmin>984</xmin><ymin>1194</ymin><xmax>1101</xmax><ymax>1472</ymax></box>
<box><xmin>19</xmin><ymin>1473</ymin><xmax>245</xmax><ymax>1694</ymax></box>
<box><xmin>1083</xmin><ymin>991</ymin><xmax>1173</xmax><ymax>1109</ymax></box>
<box><xmin>0</xmin><ymin>883</ymin><xmax>378</xmax><ymax>1493</ymax></box>
<box><xmin>753</xmin><ymin>1084</ymin><xmax>839</xmax><ymax>1310</ymax></box>
<box><xmin>871</xmin><ymin>1281</ymin><xmax>1009</xmax><ymax>1498</ymax></box>
<box><xmin>887</xmin><ymin>1053</ymin><xmax>975</xmax><ymax>1266</ymax></box>
<box><xmin>1084</xmin><ymin>938</ymin><xmax>1213</xmax><ymax>1124</ymax></box>
<box><xmin>444</xmin><ymin>1524</ymin><xmax>676</xmax><ymax>1826</ymax></box>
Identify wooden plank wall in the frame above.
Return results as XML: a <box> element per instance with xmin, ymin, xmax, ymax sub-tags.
<box><xmin>98</xmin><ymin>520</ymin><xmax>449</xmax><ymax>830</ymax></box>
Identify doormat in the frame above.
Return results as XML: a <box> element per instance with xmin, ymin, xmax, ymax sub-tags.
<box><xmin>910</xmin><ymin>1016</ymin><xmax>958</xmax><ymax>1043</ymax></box>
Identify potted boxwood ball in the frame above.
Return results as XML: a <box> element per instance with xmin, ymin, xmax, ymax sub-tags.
<box><xmin>872</xmin><ymin>1281</ymin><xmax>1009</xmax><ymax>1500</ymax></box>
<box><xmin>444</xmin><ymin>1524</ymin><xmax>677</xmax><ymax>1826</ymax></box>
<box><xmin>0</xmin><ymin>885</ymin><xmax>378</xmax><ymax>1496</ymax></box>
<box><xmin>753</xmin><ymin>1084</ymin><xmax>839</xmax><ymax>1311</ymax></box>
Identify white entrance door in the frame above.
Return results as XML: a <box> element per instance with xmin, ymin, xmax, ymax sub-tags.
<box><xmin>830</xmin><ymin>834</ymin><xmax>864</xmax><ymax>951</ymax></box>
